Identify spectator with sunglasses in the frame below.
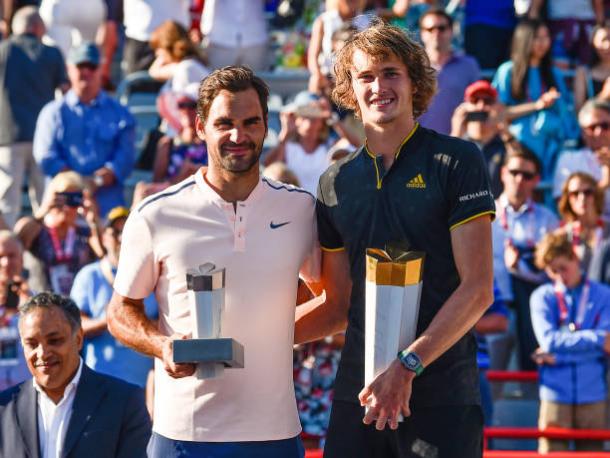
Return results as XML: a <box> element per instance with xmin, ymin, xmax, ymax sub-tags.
<box><xmin>554</xmin><ymin>98</ymin><xmax>610</xmax><ymax>218</ymax></box>
<box><xmin>451</xmin><ymin>80</ymin><xmax>509</xmax><ymax>198</ymax></box>
<box><xmin>13</xmin><ymin>171</ymin><xmax>102</xmax><ymax>296</ymax></box>
<box><xmin>557</xmin><ymin>172</ymin><xmax>610</xmax><ymax>272</ymax></box>
<box><xmin>492</xmin><ymin>144</ymin><xmax>558</xmax><ymax>370</ymax></box>
<box><xmin>417</xmin><ymin>8</ymin><xmax>480</xmax><ymax>135</ymax></box>
<box><xmin>531</xmin><ymin>231</ymin><xmax>610</xmax><ymax>453</ymax></box>
<box><xmin>33</xmin><ymin>42</ymin><xmax>136</xmax><ymax>218</ymax></box>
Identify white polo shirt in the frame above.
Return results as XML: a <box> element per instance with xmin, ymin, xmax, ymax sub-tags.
<box><xmin>114</xmin><ymin>170</ymin><xmax>319</xmax><ymax>442</ymax></box>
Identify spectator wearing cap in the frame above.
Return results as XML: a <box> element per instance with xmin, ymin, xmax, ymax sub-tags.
<box><xmin>417</xmin><ymin>8</ymin><xmax>480</xmax><ymax>135</ymax></box>
<box><xmin>70</xmin><ymin>207</ymin><xmax>158</xmax><ymax>389</ymax></box>
<box><xmin>263</xmin><ymin>91</ymin><xmax>338</xmax><ymax>195</ymax></box>
<box><xmin>0</xmin><ymin>6</ymin><xmax>68</xmax><ymax>228</ymax></box>
<box><xmin>451</xmin><ymin>80</ymin><xmax>508</xmax><ymax>198</ymax></box>
<box><xmin>554</xmin><ymin>98</ymin><xmax>610</xmax><ymax>218</ymax></box>
<box><xmin>33</xmin><ymin>42</ymin><xmax>136</xmax><ymax>218</ymax></box>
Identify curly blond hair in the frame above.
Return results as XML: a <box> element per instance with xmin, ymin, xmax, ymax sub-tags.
<box><xmin>332</xmin><ymin>22</ymin><xmax>437</xmax><ymax>119</ymax></box>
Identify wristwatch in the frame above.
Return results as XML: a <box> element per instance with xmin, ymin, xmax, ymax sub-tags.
<box><xmin>397</xmin><ymin>350</ymin><xmax>424</xmax><ymax>376</ymax></box>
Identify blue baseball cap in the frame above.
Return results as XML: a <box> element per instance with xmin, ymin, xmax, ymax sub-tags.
<box><xmin>68</xmin><ymin>42</ymin><xmax>100</xmax><ymax>66</ymax></box>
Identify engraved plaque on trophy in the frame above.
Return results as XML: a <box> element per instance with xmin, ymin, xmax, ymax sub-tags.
<box><xmin>172</xmin><ymin>263</ymin><xmax>244</xmax><ymax>379</ymax></box>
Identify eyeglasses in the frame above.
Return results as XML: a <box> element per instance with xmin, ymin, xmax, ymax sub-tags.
<box><xmin>582</xmin><ymin>121</ymin><xmax>610</xmax><ymax>134</ymax></box>
<box><xmin>568</xmin><ymin>188</ymin><xmax>595</xmax><ymax>198</ymax></box>
<box><xmin>421</xmin><ymin>24</ymin><xmax>450</xmax><ymax>33</ymax></box>
<box><xmin>508</xmin><ymin>169</ymin><xmax>537</xmax><ymax>180</ymax></box>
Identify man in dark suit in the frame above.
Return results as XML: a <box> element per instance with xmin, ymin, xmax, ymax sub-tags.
<box><xmin>0</xmin><ymin>292</ymin><xmax>151</xmax><ymax>458</ymax></box>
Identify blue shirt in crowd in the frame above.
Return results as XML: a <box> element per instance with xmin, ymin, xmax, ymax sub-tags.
<box><xmin>464</xmin><ymin>0</ymin><xmax>517</xmax><ymax>29</ymax></box>
<box><xmin>418</xmin><ymin>53</ymin><xmax>480</xmax><ymax>135</ymax></box>
<box><xmin>530</xmin><ymin>279</ymin><xmax>610</xmax><ymax>404</ymax></box>
<box><xmin>476</xmin><ymin>282</ymin><xmax>509</xmax><ymax>369</ymax></box>
<box><xmin>492</xmin><ymin>196</ymin><xmax>559</xmax><ymax>301</ymax></box>
<box><xmin>33</xmin><ymin>90</ymin><xmax>136</xmax><ymax>216</ymax></box>
<box><xmin>493</xmin><ymin>62</ymin><xmax>579</xmax><ymax>179</ymax></box>
<box><xmin>70</xmin><ymin>260</ymin><xmax>158</xmax><ymax>388</ymax></box>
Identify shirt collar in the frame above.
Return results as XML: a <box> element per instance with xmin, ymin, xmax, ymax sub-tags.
<box><xmin>499</xmin><ymin>194</ymin><xmax>535</xmax><ymax>215</ymax></box>
<box><xmin>364</xmin><ymin>122</ymin><xmax>420</xmax><ymax>160</ymax></box>
<box><xmin>195</xmin><ymin>168</ymin><xmax>265</xmax><ymax>207</ymax></box>
<box><xmin>33</xmin><ymin>357</ymin><xmax>83</xmax><ymax>404</ymax></box>
<box><xmin>65</xmin><ymin>90</ymin><xmax>106</xmax><ymax>108</ymax></box>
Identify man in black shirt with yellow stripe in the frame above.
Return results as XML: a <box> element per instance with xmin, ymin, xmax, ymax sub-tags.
<box><xmin>295</xmin><ymin>23</ymin><xmax>496</xmax><ymax>458</ymax></box>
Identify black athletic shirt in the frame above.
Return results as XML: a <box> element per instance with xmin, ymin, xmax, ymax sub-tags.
<box><xmin>316</xmin><ymin>124</ymin><xmax>495</xmax><ymax>407</ymax></box>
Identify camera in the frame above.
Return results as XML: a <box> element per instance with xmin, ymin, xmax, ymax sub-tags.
<box><xmin>465</xmin><ymin>111</ymin><xmax>489</xmax><ymax>122</ymax></box>
<box><xmin>57</xmin><ymin>191</ymin><xmax>84</xmax><ymax>208</ymax></box>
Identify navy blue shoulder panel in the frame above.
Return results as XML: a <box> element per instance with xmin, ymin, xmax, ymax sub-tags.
<box><xmin>262</xmin><ymin>177</ymin><xmax>315</xmax><ymax>200</ymax></box>
<box><xmin>137</xmin><ymin>179</ymin><xmax>196</xmax><ymax>212</ymax></box>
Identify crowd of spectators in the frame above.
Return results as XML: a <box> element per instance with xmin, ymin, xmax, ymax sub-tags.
<box><xmin>1</xmin><ymin>0</ymin><xmax>610</xmax><ymax>453</ymax></box>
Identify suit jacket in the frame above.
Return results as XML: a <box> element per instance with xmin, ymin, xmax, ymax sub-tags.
<box><xmin>0</xmin><ymin>365</ymin><xmax>151</xmax><ymax>458</ymax></box>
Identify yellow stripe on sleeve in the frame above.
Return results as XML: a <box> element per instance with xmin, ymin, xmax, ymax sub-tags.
<box><xmin>321</xmin><ymin>246</ymin><xmax>346</xmax><ymax>252</ymax></box>
<box><xmin>449</xmin><ymin>210</ymin><xmax>496</xmax><ymax>231</ymax></box>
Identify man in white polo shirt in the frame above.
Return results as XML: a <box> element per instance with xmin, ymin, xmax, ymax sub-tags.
<box><xmin>107</xmin><ymin>66</ymin><xmax>318</xmax><ymax>457</ymax></box>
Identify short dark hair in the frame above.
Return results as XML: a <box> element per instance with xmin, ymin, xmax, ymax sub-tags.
<box><xmin>19</xmin><ymin>292</ymin><xmax>82</xmax><ymax>332</ymax></box>
<box><xmin>197</xmin><ymin>66</ymin><xmax>269</xmax><ymax>124</ymax></box>
<box><xmin>419</xmin><ymin>7</ymin><xmax>454</xmax><ymax>29</ymax></box>
<box><xmin>503</xmin><ymin>138</ymin><xmax>542</xmax><ymax>175</ymax></box>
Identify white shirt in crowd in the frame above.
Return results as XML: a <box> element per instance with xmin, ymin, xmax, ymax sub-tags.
<box><xmin>124</xmin><ymin>0</ymin><xmax>190</xmax><ymax>42</ymax></box>
<box><xmin>200</xmin><ymin>0</ymin><xmax>267</xmax><ymax>48</ymax></box>
<box><xmin>284</xmin><ymin>141</ymin><xmax>332</xmax><ymax>195</ymax></box>
<box><xmin>114</xmin><ymin>171</ymin><xmax>319</xmax><ymax>442</ymax></box>
<box><xmin>35</xmin><ymin>358</ymin><xmax>83</xmax><ymax>458</ymax></box>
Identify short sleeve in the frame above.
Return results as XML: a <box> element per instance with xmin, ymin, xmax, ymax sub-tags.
<box><xmin>447</xmin><ymin>141</ymin><xmax>496</xmax><ymax>231</ymax></box>
<box><xmin>316</xmin><ymin>175</ymin><xmax>344</xmax><ymax>251</ymax></box>
<box><xmin>114</xmin><ymin>210</ymin><xmax>159</xmax><ymax>299</ymax></box>
<box><xmin>492</xmin><ymin>61</ymin><xmax>513</xmax><ymax>105</ymax></box>
<box><xmin>299</xmin><ymin>204</ymin><xmax>321</xmax><ymax>283</ymax></box>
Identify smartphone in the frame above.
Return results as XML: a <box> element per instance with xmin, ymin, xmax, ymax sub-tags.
<box><xmin>465</xmin><ymin>111</ymin><xmax>489</xmax><ymax>122</ymax></box>
<box><xmin>57</xmin><ymin>191</ymin><xmax>84</xmax><ymax>208</ymax></box>
<box><xmin>4</xmin><ymin>281</ymin><xmax>20</xmax><ymax>309</ymax></box>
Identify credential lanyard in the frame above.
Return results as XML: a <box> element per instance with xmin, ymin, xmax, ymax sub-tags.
<box><xmin>48</xmin><ymin>226</ymin><xmax>76</xmax><ymax>263</ymax></box>
<box><xmin>554</xmin><ymin>280</ymin><xmax>590</xmax><ymax>332</ymax></box>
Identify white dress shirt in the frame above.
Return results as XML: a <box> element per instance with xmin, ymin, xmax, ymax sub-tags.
<box><xmin>34</xmin><ymin>358</ymin><xmax>83</xmax><ymax>458</ymax></box>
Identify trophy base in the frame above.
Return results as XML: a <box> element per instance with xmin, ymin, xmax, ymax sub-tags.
<box><xmin>172</xmin><ymin>337</ymin><xmax>244</xmax><ymax>368</ymax></box>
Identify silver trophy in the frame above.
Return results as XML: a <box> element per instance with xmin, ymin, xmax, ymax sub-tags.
<box><xmin>172</xmin><ymin>263</ymin><xmax>244</xmax><ymax>379</ymax></box>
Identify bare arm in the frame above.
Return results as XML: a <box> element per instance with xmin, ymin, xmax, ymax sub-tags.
<box><xmin>80</xmin><ymin>312</ymin><xmax>108</xmax><ymax>338</ymax></box>
<box><xmin>593</xmin><ymin>0</ymin><xmax>605</xmax><ymax>24</ymax></box>
<box><xmin>474</xmin><ymin>312</ymin><xmax>509</xmax><ymax>335</ymax></box>
<box><xmin>359</xmin><ymin>215</ymin><xmax>494</xmax><ymax>430</ymax></box>
<box><xmin>152</xmin><ymin>136</ymin><xmax>172</xmax><ymax>182</ymax></box>
<box><xmin>295</xmin><ymin>249</ymin><xmax>352</xmax><ymax>344</ymax></box>
<box><xmin>528</xmin><ymin>0</ymin><xmax>545</xmax><ymax>18</ymax></box>
<box><xmin>107</xmin><ymin>292</ymin><xmax>195</xmax><ymax>378</ymax></box>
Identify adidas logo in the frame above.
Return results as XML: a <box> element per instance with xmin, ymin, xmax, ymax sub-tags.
<box><xmin>406</xmin><ymin>174</ymin><xmax>426</xmax><ymax>188</ymax></box>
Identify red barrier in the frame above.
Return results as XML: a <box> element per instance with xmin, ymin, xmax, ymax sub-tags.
<box><xmin>304</xmin><ymin>451</ymin><xmax>323</xmax><ymax>458</ymax></box>
<box><xmin>485</xmin><ymin>452</ymin><xmax>610</xmax><ymax>457</ymax></box>
<box><xmin>485</xmin><ymin>427</ymin><xmax>610</xmax><ymax>441</ymax></box>
<box><xmin>485</xmin><ymin>370</ymin><xmax>539</xmax><ymax>382</ymax></box>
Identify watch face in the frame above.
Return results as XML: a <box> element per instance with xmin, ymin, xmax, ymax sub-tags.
<box><xmin>406</xmin><ymin>354</ymin><xmax>418</xmax><ymax>368</ymax></box>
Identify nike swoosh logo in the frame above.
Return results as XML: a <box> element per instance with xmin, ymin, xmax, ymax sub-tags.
<box><xmin>270</xmin><ymin>221</ymin><xmax>291</xmax><ymax>229</ymax></box>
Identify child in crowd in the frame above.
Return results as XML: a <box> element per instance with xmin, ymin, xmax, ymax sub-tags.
<box><xmin>531</xmin><ymin>231</ymin><xmax>610</xmax><ymax>453</ymax></box>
